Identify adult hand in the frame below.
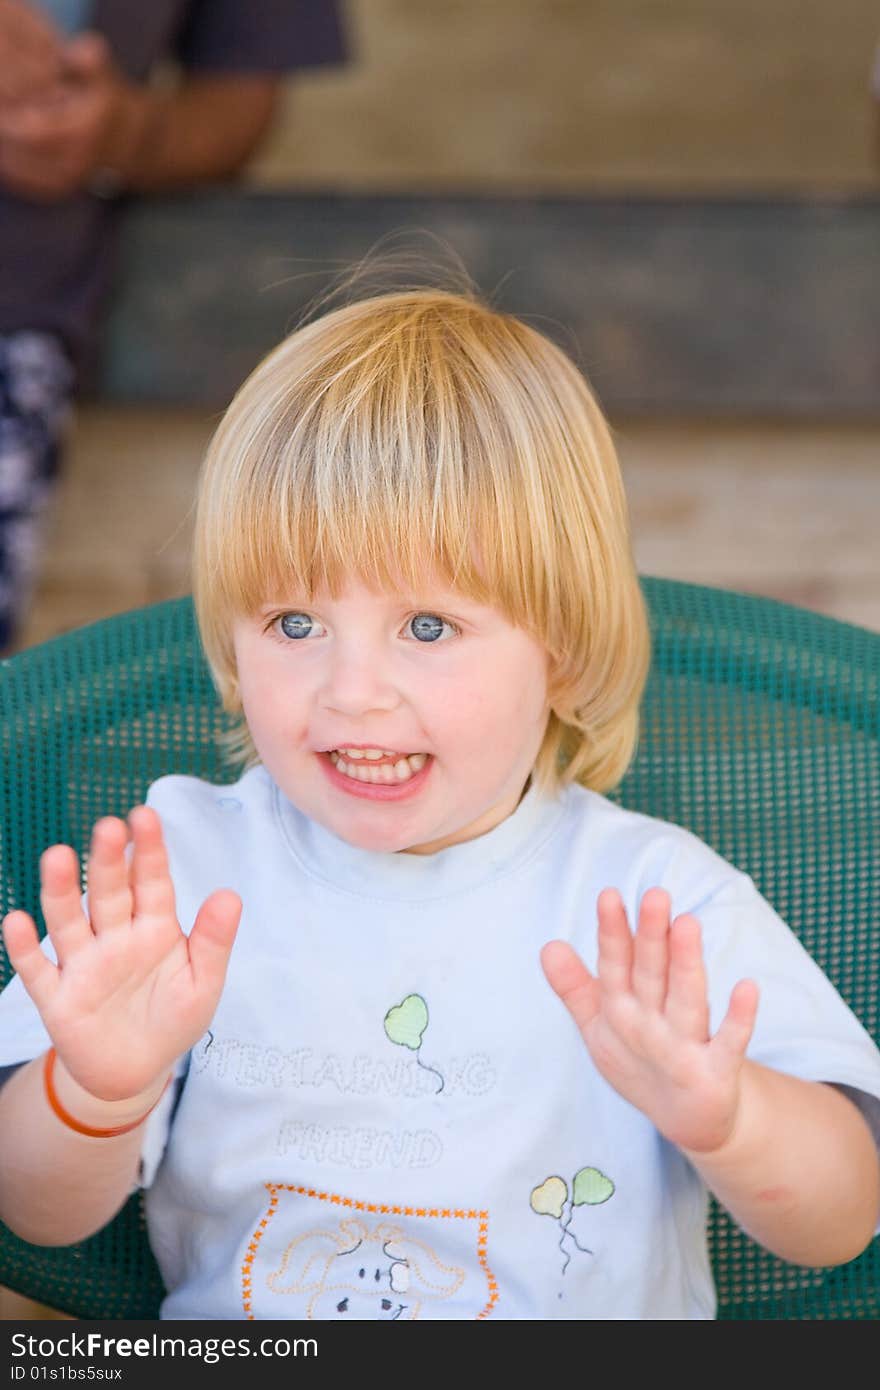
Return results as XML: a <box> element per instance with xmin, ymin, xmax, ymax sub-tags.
<box><xmin>2</xmin><ymin>805</ymin><xmax>241</xmax><ymax>1103</ymax></box>
<box><xmin>541</xmin><ymin>887</ymin><xmax>759</xmax><ymax>1154</ymax></box>
<box><xmin>0</xmin><ymin>30</ymin><xmax>149</xmax><ymax>199</ymax></box>
<box><xmin>0</xmin><ymin>0</ymin><xmax>64</xmax><ymax>106</ymax></box>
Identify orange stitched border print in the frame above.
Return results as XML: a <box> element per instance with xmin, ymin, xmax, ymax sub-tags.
<box><xmin>241</xmin><ymin>1183</ymin><xmax>498</xmax><ymax>1319</ymax></box>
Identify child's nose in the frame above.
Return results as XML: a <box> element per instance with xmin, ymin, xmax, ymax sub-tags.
<box><xmin>321</xmin><ymin>645</ymin><xmax>399</xmax><ymax>714</ymax></box>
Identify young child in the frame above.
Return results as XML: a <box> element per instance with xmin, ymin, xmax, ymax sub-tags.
<box><xmin>0</xmin><ymin>287</ymin><xmax>879</xmax><ymax>1321</ymax></box>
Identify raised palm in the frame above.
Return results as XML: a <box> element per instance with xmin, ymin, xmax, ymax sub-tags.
<box><xmin>541</xmin><ymin>887</ymin><xmax>759</xmax><ymax>1154</ymax></box>
<box><xmin>1</xmin><ymin>806</ymin><xmax>241</xmax><ymax>1101</ymax></box>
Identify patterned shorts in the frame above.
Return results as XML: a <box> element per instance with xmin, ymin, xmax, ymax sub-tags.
<box><xmin>0</xmin><ymin>331</ymin><xmax>74</xmax><ymax>652</ymax></box>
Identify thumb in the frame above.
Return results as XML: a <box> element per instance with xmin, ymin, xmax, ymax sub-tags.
<box><xmin>711</xmin><ymin>978</ymin><xmax>760</xmax><ymax>1064</ymax></box>
<box><xmin>540</xmin><ymin>939</ymin><xmax>600</xmax><ymax>1033</ymax></box>
<box><xmin>61</xmin><ymin>31</ymin><xmax>111</xmax><ymax>79</ymax></box>
<box><xmin>188</xmin><ymin>889</ymin><xmax>242</xmax><ymax>996</ymax></box>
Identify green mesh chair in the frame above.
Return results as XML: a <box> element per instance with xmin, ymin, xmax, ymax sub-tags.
<box><xmin>1</xmin><ymin>578</ymin><xmax>878</xmax><ymax>1320</ymax></box>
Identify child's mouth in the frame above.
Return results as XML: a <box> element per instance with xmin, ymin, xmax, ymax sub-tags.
<box><xmin>319</xmin><ymin>750</ymin><xmax>434</xmax><ymax>801</ymax></box>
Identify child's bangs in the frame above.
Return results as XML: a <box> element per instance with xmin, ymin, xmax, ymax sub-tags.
<box><xmin>210</xmin><ymin>328</ymin><xmax>547</xmax><ymax>628</ymax></box>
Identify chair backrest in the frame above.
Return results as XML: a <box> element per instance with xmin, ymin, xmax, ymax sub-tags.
<box><xmin>1</xmin><ymin>579</ymin><xmax>878</xmax><ymax>1319</ymax></box>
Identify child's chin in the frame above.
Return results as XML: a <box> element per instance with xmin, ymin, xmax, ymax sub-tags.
<box><xmin>339</xmin><ymin>823</ymin><xmax>423</xmax><ymax>854</ymax></box>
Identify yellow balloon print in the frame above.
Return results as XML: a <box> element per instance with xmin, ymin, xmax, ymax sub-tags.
<box><xmin>530</xmin><ymin>1176</ymin><xmax>568</xmax><ymax>1219</ymax></box>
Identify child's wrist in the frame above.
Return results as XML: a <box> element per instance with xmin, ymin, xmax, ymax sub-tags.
<box><xmin>45</xmin><ymin>1050</ymin><xmax>172</xmax><ymax>1137</ymax></box>
<box><xmin>680</xmin><ymin>1063</ymin><xmax>764</xmax><ymax>1172</ymax></box>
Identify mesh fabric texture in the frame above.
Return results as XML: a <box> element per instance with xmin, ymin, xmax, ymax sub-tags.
<box><xmin>0</xmin><ymin>579</ymin><xmax>878</xmax><ymax>1319</ymax></box>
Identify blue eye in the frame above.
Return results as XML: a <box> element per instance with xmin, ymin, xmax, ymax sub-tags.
<box><xmin>409</xmin><ymin>613</ymin><xmax>447</xmax><ymax>642</ymax></box>
<box><xmin>279</xmin><ymin>612</ymin><xmax>314</xmax><ymax>639</ymax></box>
<box><xmin>275</xmin><ymin>611</ymin><xmax>457</xmax><ymax>642</ymax></box>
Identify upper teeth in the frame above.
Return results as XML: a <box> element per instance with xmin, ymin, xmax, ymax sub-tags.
<box><xmin>329</xmin><ymin>749</ymin><xmax>429</xmax><ymax>783</ymax></box>
<box><xmin>336</xmin><ymin>747</ymin><xmax>412</xmax><ymax>760</ymax></box>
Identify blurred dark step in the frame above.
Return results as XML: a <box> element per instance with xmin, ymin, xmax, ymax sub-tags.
<box><xmin>96</xmin><ymin>192</ymin><xmax>880</xmax><ymax>417</ymax></box>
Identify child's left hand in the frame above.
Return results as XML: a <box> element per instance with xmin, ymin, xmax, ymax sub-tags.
<box><xmin>541</xmin><ymin>887</ymin><xmax>759</xmax><ymax>1154</ymax></box>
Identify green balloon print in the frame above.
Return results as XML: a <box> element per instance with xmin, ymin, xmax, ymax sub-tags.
<box><xmin>572</xmin><ymin>1166</ymin><xmax>615</xmax><ymax>1207</ymax></box>
<box><xmin>384</xmin><ymin>994</ymin><xmax>429</xmax><ymax>1051</ymax></box>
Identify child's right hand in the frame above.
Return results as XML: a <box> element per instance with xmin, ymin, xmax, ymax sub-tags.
<box><xmin>1</xmin><ymin>806</ymin><xmax>241</xmax><ymax>1104</ymax></box>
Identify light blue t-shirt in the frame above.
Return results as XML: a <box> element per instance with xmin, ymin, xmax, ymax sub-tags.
<box><xmin>1</xmin><ymin>765</ymin><xmax>879</xmax><ymax>1320</ymax></box>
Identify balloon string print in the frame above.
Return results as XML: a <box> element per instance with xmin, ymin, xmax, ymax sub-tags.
<box><xmin>530</xmin><ymin>1168</ymin><xmax>615</xmax><ymax>1275</ymax></box>
<box><xmin>383</xmin><ymin>994</ymin><xmax>445</xmax><ymax>1094</ymax></box>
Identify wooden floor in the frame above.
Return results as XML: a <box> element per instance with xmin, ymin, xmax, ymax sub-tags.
<box><xmin>2</xmin><ymin>407</ymin><xmax>879</xmax><ymax>1319</ymax></box>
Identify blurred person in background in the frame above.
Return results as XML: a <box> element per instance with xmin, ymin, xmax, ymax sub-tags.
<box><xmin>0</xmin><ymin>0</ymin><xmax>347</xmax><ymax>655</ymax></box>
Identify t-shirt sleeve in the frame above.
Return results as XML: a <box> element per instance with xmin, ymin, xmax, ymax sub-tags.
<box><xmin>695</xmin><ymin>870</ymin><xmax>880</xmax><ymax>1142</ymax></box>
<box><xmin>174</xmin><ymin>0</ymin><xmax>348</xmax><ymax>74</ymax></box>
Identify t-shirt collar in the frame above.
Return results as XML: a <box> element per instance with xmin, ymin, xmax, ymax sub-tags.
<box><xmin>271</xmin><ymin>770</ymin><xmax>568</xmax><ymax>901</ymax></box>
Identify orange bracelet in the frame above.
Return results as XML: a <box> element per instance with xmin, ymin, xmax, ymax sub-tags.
<box><xmin>43</xmin><ymin>1048</ymin><xmax>171</xmax><ymax>1139</ymax></box>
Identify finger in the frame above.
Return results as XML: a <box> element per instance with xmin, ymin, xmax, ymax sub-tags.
<box><xmin>0</xmin><ymin>138</ymin><xmax>76</xmax><ymax>183</ymax></box>
<box><xmin>0</xmin><ymin>98</ymin><xmax>93</xmax><ymax>192</ymax></box>
<box><xmin>187</xmin><ymin>890</ymin><xmax>242</xmax><ymax>997</ymax></box>
<box><xmin>0</xmin><ymin>101</ymin><xmax>70</xmax><ymax>142</ymax></box>
<box><xmin>1</xmin><ymin>910</ymin><xmax>58</xmax><ymax>1013</ymax></box>
<box><xmin>631</xmin><ymin>887</ymin><xmax>671</xmax><ymax>1011</ymax></box>
<box><xmin>711</xmin><ymin>979</ymin><xmax>759</xmax><ymax>1064</ymax></box>
<box><xmin>0</xmin><ymin>128</ymin><xmax>84</xmax><ymax>184</ymax></box>
<box><xmin>0</xmin><ymin>6</ymin><xmax>63</xmax><ymax>95</ymax></box>
<box><xmin>595</xmin><ymin>887</ymin><xmax>633</xmax><ymax>996</ymax></box>
<box><xmin>85</xmin><ymin>817</ymin><xmax>133</xmax><ymax>934</ymax></box>
<box><xmin>0</xmin><ymin>62</ymin><xmax>59</xmax><ymax>102</ymax></box>
<box><xmin>37</xmin><ymin>843</ymin><xmax>93</xmax><ymax>961</ymax></box>
<box><xmin>128</xmin><ymin>806</ymin><xmax>178</xmax><ymax>926</ymax></box>
<box><xmin>540</xmin><ymin>939</ymin><xmax>600</xmax><ymax>1033</ymax></box>
<box><xmin>665</xmin><ymin>914</ymin><xmax>710</xmax><ymax>1039</ymax></box>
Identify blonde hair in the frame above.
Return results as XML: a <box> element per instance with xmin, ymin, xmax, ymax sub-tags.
<box><xmin>193</xmin><ymin>286</ymin><xmax>651</xmax><ymax>798</ymax></box>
